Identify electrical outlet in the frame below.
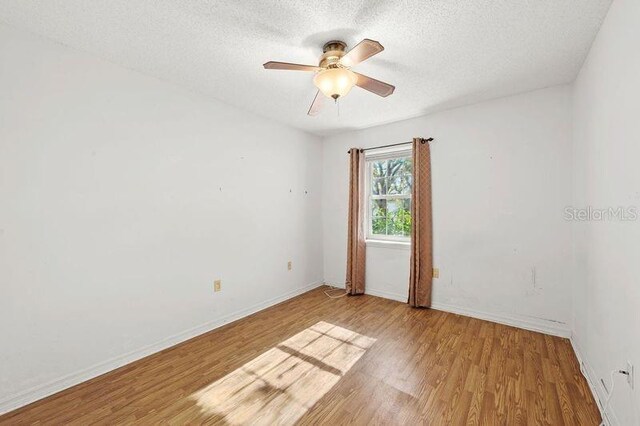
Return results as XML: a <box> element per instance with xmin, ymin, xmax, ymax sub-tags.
<box><xmin>627</xmin><ymin>361</ymin><xmax>634</xmax><ymax>389</ymax></box>
<box><xmin>287</xmin><ymin>261</ymin><xmax>292</xmax><ymax>271</ymax></box>
<box><xmin>214</xmin><ymin>280</ymin><xmax>221</xmax><ymax>292</ymax></box>
<box><xmin>432</xmin><ymin>268</ymin><xmax>439</xmax><ymax>278</ymax></box>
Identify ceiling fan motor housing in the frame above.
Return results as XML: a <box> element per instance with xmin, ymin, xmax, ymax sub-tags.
<box><xmin>319</xmin><ymin>40</ymin><xmax>347</xmax><ymax>68</ymax></box>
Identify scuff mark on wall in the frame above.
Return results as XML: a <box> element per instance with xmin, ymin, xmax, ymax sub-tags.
<box><xmin>532</xmin><ymin>267</ymin><xmax>536</xmax><ymax>286</ymax></box>
<box><xmin>520</xmin><ymin>313</ymin><xmax>566</xmax><ymax>325</ymax></box>
<box><xmin>525</xmin><ymin>266</ymin><xmax>543</xmax><ymax>296</ymax></box>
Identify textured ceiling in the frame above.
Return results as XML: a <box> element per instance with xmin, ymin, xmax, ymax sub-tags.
<box><xmin>0</xmin><ymin>0</ymin><xmax>612</xmax><ymax>136</ymax></box>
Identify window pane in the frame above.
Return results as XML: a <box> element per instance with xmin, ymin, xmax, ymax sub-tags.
<box><xmin>371</xmin><ymin>199</ymin><xmax>387</xmax><ymax>235</ymax></box>
<box><xmin>385</xmin><ymin>157</ymin><xmax>412</xmax><ymax>195</ymax></box>
<box><xmin>371</xmin><ymin>198</ymin><xmax>387</xmax><ymax>217</ymax></box>
<box><xmin>387</xmin><ymin>176</ymin><xmax>400</xmax><ymax>195</ymax></box>
<box><xmin>371</xmin><ymin>160</ymin><xmax>387</xmax><ymax>178</ymax></box>
<box><xmin>402</xmin><ymin>157</ymin><xmax>413</xmax><ymax>174</ymax></box>
<box><xmin>386</xmin><ymin>157</ymin><xmax>408</xmax><ymax>178</ymax></box>
<box><xmin>371</xmin><ymin>217</ymin><xmax>386</xmax><ymax>235</ymax></box>
<box><xmin>386</xmin><ymin>198</ymin><xmax>412</xmax><ymax>236</ymax></box>
<box><xmin>387</xmin><ymin>175</ymin><xmax>412</xmax><ymax>195</ymax></box>
<box><xmin>403</xmin><ymin>197</ymin><xmax>411</xmax><ymax>212</ymax></box>
<box><xmin>404</xmin><ymin>175</ymin><xmax>413</xmax><ymax>194</ymax></box>
<box><xmin>372</xmin><ymin>177</ymin><xmax>387</xmax><ymax>195</ymax></box>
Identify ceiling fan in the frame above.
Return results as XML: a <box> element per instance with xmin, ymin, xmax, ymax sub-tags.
<box><xmin>263</xmin><ymin>39</ymin><xmax>395</xmax><ymax>116</ymax></box>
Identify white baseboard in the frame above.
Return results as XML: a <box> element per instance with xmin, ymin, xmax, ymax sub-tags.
<box><xmin>570</xmin><ymin>335</ymin><xmax>617</xmax><ymax>426</ymax></box>
<box><xmin>0</xmin><ymin>281</ymin><xmax>324</xmax><ymax>416</ymax></box>
<box><xmin>364</xmin><ymin>288</ymin><xmax>407</xmax><ymax>303</ymax></box>
<box><xmin>430</xmin><ymin>301</ymin><xmax>571</xmax><ymax>337</ymax></box>
<box><xmin>364</xmin><ymin>288</ymin><xmax>570</xmax><ymax>338</ymax></box>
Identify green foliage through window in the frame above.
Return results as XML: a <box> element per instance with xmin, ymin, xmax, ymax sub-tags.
<box><xmin>369</xmin><ymin>155</ymin><xmax>412</xmax><ymax>238</ymax></box>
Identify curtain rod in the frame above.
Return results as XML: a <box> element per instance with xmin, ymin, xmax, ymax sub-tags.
<box><xmin>347</xmin><ymin>137</ymin><xmax>433</xmax><ymax>154</ymax></box>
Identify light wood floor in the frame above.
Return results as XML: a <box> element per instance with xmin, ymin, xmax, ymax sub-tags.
<box><xmin>0</xmin><ymin>287</ymin><xmax>600</xmax><ymax>425</ymax></box>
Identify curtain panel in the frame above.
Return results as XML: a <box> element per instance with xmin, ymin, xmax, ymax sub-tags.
<box><xmin>345</xmin><ymin>148</ymin><xmax>366</xmax><ymax>295</ymax></box>
<box><xmin>408</xmin><ymin>138</ymin><xmax>433</xmax><ymax>307</ymax></box>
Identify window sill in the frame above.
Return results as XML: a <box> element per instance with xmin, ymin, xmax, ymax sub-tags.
<box><xmin>365</xmin><ymin>239</ymin><xmax>411</xmax><ymax>250</ymax></box>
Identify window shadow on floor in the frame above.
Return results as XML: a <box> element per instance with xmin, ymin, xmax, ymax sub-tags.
<box><xmin>191</xmin><ymin>321</ymin><xmax>376</xmax><ymax>425</ymax></box>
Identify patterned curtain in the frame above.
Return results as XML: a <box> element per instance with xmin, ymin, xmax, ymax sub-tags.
<box><xmin>408</xmin><ymin>138</ymin><xmax>433</xmax><ymax>307</ymax></box>
<box><xmin>345</xmin><ymin>148</ymin><xmax>366</xmax><ymax>295</ymax></box>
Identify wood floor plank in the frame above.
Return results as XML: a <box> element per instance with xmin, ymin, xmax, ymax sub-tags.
<box><xmin>0</xmin><ymin>287</ymin><xmax>601</xmax><ymax>425</ymax></box>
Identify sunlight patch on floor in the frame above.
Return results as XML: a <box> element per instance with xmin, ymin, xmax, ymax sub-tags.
<box><xmin>191</xmin><ymin>321</ymin><xmax>376</xmax><ymax>425</ymax></box>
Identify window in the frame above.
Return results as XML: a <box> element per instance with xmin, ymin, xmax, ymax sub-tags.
<box><xmin>365</xmin><ymin>149</ymin><xmax>412</xmax><ymax>242</ymax></box>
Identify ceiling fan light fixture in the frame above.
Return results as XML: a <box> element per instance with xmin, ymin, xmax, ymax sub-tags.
<box><xmin>263</xmin><ymin>38</ymin><xmax>394</xmax><ymax>115</ymax></box>
<box><xmin>313</xmin><ymin>68</ymin><xmax>358</xmax><ymax>100</ymax></box>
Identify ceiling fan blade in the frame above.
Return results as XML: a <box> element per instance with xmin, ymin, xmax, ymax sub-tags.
<box><xmin>307</xmin><ymin>90</ymin><xmax>324</xmax><ymax>116</ymax></box>
<box><xmin>340</xmin><ymin>39</ymin><xmax>384</xmax><ymax>67</ymax></box>
<box><xmin>353</xmin><ymin>72</ymin><xmax>395</xmax><ymax>97</ymax></box>
<box><xmin>263</xmin><ymin>61</ymin><xmax>321</xmax><ymax>72</ymax></box>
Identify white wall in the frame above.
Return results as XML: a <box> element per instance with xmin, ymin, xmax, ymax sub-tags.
<box><xmin>0</xmin><ymin>24</ymin><xmax>323</xmax><ymax>412</ymax></box>
<box><xmin>322</xmin><ymin>86</ymin><xmax>574</xmax><ymax>336</ymax></box>
<box><xmin>572</xmin><ymin>0</ymin><xmax>640</xmax><ymax>424</ymax></box>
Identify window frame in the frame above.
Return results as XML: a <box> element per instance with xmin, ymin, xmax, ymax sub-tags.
<box><xmin>364</xmin><ymin>147</ymin><xmax>413</xmax><ymax>244</ymax></box>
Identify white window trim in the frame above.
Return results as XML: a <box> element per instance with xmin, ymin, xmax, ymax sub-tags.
<box><xmin>366</xmin><ymin>239</ymin><xmax>411</xmax><ymax>250</ymax></box>
<box><xmin>364</xmin><ymin>147</ymin><xmax>412</xmax><ymax>244</ymax></box>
